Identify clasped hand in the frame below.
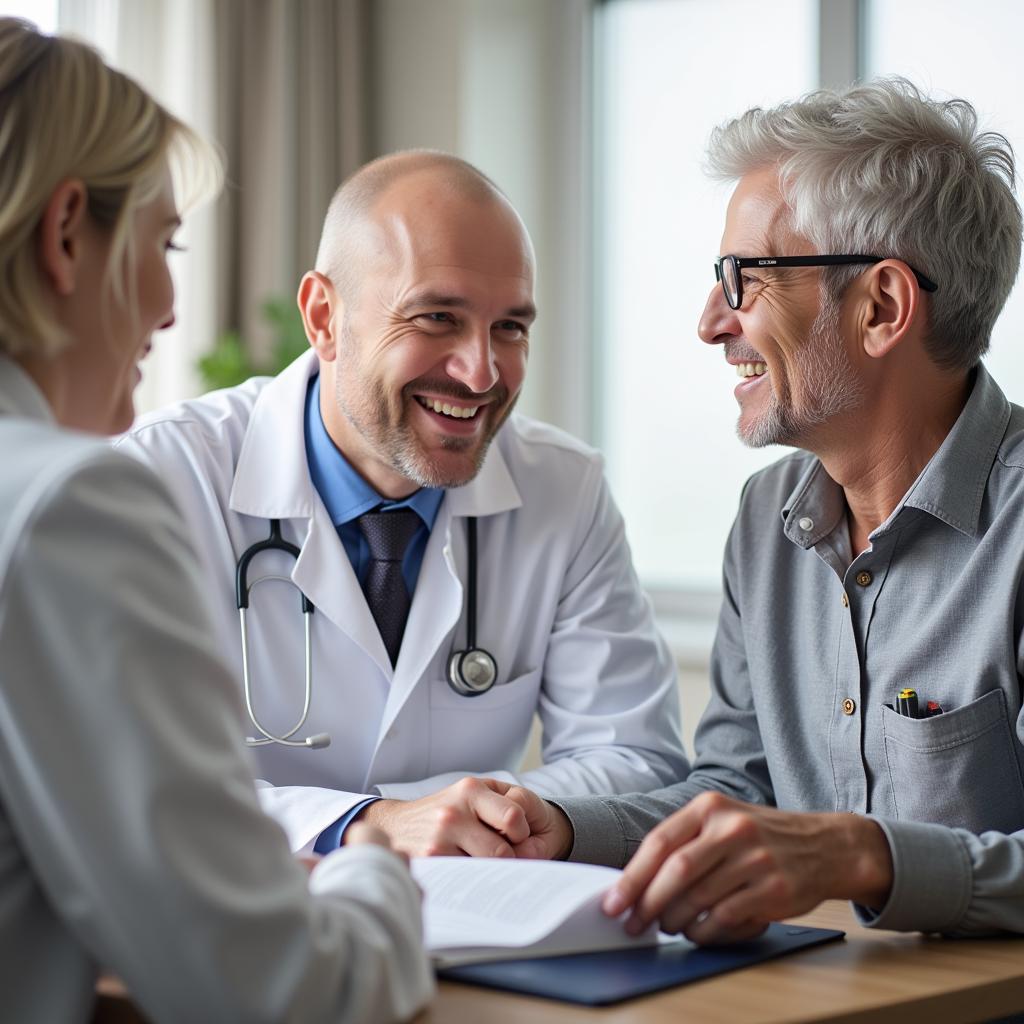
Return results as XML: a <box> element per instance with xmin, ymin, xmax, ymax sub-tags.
<box><xmin>353</xmin><ymin>777</ymin><xmax>567</xmax><ymax>859</ymax></box>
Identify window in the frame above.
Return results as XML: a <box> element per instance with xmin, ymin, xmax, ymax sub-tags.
<box><xmin>863</xmin><ymin>0</ymin><xmax>1024</xmax><ymax>404</ymax></box>
<box><xmin>595</xmin><ymin>0</ymin><xmax>817</xmax><ymax>593</ymax></box>
<box><xmin>6</xmin><ymin>1</ymin><xmax>57</xmax><ymax>32</ymax></box>
<box><xmin>596</xmin><ymin>0</ymin><xmax>1024</xmax><ymax>613</ymax></box>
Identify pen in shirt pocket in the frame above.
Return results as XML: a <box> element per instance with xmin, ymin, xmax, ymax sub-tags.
<box><xmin>885</xmin><ymin>689</ymin><xmax>944</xmax><ymax>718</ymax></box>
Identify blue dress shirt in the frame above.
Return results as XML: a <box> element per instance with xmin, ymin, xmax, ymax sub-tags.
<box><xmin>305</xmin><ymin>373</ymin><xmax>444</xmax><ymax>852</ymax></box>
<box><xmin>304</xmin><ymin>374</ymin><xmax>444</xmax><ymax>591</ymax></box>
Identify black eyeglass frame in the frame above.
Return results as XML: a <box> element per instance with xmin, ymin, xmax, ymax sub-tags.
<box><xmin>713</xmin><ymin>254</ymin><xmax>939</xmax><ymax>311</ymax></box>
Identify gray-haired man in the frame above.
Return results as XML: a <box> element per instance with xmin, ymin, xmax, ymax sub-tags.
<box><xmin>513</xmin><ymin>79</ymin><xmax>1024</xmax><ymax>941</ymax></box>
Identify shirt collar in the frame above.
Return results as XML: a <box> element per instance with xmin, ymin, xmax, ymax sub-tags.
<box><xmin>781</xmin><ymin>364</ymin><xmax>1010</xmax><ymax>546</ymax></box>
<box><xmin>304</xmin><ymin>373</ymin><xmax>444</xmax><ymax>529</ymax></box>
<box><xmin>231</xmin><ymin>349</ymin><xmax>522</xmax><ymax>521</ymax></box>
<box><xmin>0</xmin><ymin>354</ymin><xmax>56</xmax><ymax>424</ymax></box>
<box><xmin>897</xmin><ymin>364</ymin><xmax>1009</xmax><ymax>537</ymax></box>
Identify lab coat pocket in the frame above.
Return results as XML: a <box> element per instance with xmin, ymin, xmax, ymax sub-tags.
<box><xmin>882</xmin><ymin>689</ymin><xmax>1024</xmax><ymax>834</ymax></box>
<box><xmin>428</xmin><ymin>667</ymin><xmax>542</xmax><ymax>774</ymax></box>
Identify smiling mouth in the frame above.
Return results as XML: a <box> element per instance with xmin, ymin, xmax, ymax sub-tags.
<box><xmin>735</xmin><ymin>361</ymin><xmax>767</xmax><ymax>380</ymax></box>
<box><xmin>415</xmin><ymin>396</ymin><xmax>483</xmax><ymax>420</ymax></box>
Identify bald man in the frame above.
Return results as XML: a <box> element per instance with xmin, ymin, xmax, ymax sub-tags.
<box><xmin>116</xmin><ymin>152</ymin><xmax>686</xmax><ymax>858</ymax></box>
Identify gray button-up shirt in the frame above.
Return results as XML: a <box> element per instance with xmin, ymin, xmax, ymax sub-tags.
<box><xmin>558</xmin><ymin>364</ymin><xmax>1024</xmax><ymax>935</ymax></box>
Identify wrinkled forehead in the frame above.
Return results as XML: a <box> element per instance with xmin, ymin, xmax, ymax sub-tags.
<box><xmin>722</xmin><ymin>166</ymin><xmax>803</xmax><ymax>255</ymax></box>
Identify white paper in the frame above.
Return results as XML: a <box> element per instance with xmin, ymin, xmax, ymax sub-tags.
<box><xmin>411</xmin><ymin>857</ymin><xmax>678</xmax><ymax>966</ymax></box>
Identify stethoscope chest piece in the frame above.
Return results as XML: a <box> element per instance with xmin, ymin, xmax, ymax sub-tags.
<box><xmin>448</xmin><ymin>648</ymin><xmax>498</xmax><ymax>697</ymax></box>
<box><xmin>445</xmin><ymin>515</ymin><xmax>498</xmax><ymax>696</ymax></box>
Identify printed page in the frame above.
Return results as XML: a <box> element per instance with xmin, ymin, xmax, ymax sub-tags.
<box><xmin>411</xmin><ymin>857</ymin><xmax>670</xmax><ymax>965</ymax></box>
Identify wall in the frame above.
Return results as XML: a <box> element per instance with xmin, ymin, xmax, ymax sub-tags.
<box><xmin>368</xmin><ymin>0</ymin><xmax>594</xmax><ymax>440</ymax></box>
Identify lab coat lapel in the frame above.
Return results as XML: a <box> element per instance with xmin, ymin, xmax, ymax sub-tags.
<box><xmin>292</xmin><ymin>504</ymin><xmax>391</xmax><ymax>670</ymax></box>
<box><xmin>378</xmin><ymin>430</ymin><xmax>524</xmax><ymax>732</ymax></box>
<box><xmin>381</xmin><ymin>501</ymin><xmax>462</xmax><ymax>727</ymax></box>
<box><xmin>228</xmin><ymin>351</ymin><xmax>391</xmax><ymax>669</ymax></box>
<box><xmin>228</xmin><ymin>351</ymin><xmax>319</xmax><ymax>522</ymax></box>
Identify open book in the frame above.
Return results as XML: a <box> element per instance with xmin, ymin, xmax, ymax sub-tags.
<box><xmin>411</xmin><ymin>857</ymin><xmax>681</xmax><ymax>967</ymax></box>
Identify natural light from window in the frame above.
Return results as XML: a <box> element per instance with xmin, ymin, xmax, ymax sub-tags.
<box><xmin>5</xmin><ymin>1</ymin><xmax>57</xmax><ymax>33</ymax></box>
<box><xmin>596</xmin><ymin>0</ymin><xmax>817</xmax><ymax>592</ymax></box>
<box><xmin>863</xmin><ymin>0</ymin><xmax>1024</xmax><ymax>404</ymax></box>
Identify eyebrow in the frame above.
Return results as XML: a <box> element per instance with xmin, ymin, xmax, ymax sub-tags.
<box><xmin>402</xmin><ymin>291</ymin><xmax>537</xmax><ymax>321</ymax></box>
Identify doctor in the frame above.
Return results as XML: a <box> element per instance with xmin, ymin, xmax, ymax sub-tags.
<box><xmin>118</xmin><ymin>151</ymin><xmax>687</xmax><ymax>854</ymax></box>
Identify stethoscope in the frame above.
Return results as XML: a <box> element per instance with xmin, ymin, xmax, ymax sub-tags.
<box><xmin>235</xmin><ymin>516</ymin><xmax>499</xmax><ymax>750</ymax></box>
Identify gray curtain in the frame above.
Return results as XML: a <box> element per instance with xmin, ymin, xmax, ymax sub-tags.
<box><xmin>211</xmin><ymin>0</ymin><xmax>370</xmax><ymax>362</ymax></box>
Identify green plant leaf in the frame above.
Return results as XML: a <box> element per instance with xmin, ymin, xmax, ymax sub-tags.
<box><xmin>197</xmin><ymin>298</ymin><xmax>310</xmax><ymax>391</ymax></box>
<box><xmin>196</xmin><ymin>331</ymin><xmax>253</xmax><ymax>391</ymax></box>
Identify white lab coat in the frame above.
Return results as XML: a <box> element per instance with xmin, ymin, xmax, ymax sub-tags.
<box><xmin>117</xmin><ymin>351</ymin><xmax>686</xmax><ymax>851</ymax></box>
<box><xmin>0</xmin><ymin>356</ymin><xmax>433</xmax><ymax>1023</ymax></box>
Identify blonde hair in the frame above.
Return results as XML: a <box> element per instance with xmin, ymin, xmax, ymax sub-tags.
<box><xmin>0</xmin><ymin>17</ymin><xmax>222</xmax><ymax>358</ymax></box>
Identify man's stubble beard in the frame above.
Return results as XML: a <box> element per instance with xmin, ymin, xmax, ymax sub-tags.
<box><xmin>740</xmin><ymin>292</ymin><xmax>865</xmax><ymax>449</ymax></box>
<box><xmin>333</xmin><ymin>332</ymin><xmax>517</xmax><ymax>489</ymax></box>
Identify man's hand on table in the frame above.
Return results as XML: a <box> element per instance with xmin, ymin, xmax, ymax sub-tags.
<box><xmin>601</xmin><ymin>791</ymin><xmax>894</xmax><ymax>944</ymax></box>
<box><xmin>353</xmin><ymin>777</ymin><xmax>570</xmax><ymax>858</ymax></box>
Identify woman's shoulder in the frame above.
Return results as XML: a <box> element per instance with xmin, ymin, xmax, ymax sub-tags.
<box><xmin>0</xmin><ymin>418</ymin><xmax>172</xmax><ymax>562</ymax></box>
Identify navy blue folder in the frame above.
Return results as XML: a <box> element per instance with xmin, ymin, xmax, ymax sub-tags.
<box><xmin>438</xmin><ymin>923</ymin><xmax>845</xmax><ymax>1006</ymax></box>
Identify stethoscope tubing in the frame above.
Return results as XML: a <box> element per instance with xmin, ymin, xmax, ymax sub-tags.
<box><xmin>239</xmin><ymin>599</ymin><xmax>315</xmax><ymax>746</ymax></box>
<box><xmin>235</xmin><ymin>514</ymin><xmax>498</xmax><ymax>749</ymax></box>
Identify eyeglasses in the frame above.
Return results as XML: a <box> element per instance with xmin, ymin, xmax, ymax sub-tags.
<box><xmin>713</xmin><ymin>254</ymin><xmax>939</xmax><ymax>311</ymax></box>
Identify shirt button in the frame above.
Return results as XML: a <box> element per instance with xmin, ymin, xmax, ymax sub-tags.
<box><xmin>856</xmin><ymin>571</ymin><xmax>873</xmax><ymax>587</ymax></box>
<box><xmin>798</xmin><ymin>516</ymin><xmax>814</xmax><ymax>532</ymax></box>
<box><xmin>841</xmin><ymin>592</ymin><xmax>849</xmax><ymax>608</ymax></box>
<box><xmin>841</xmin><ymin>698</ymin><xmax>856</xmax><ymax>715</ymax></box>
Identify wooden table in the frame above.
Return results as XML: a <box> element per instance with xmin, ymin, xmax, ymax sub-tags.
<box><xmin>94</xmin><ymin>902</ymin><xmax>1024</xmax><ymax>1023</ymax></box>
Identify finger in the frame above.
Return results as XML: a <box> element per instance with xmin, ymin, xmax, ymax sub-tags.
<box><xmin>659</xmin><ymin>846</ymin><xmax>774</xmax><ymax>934</ymax></box>
<box><xmin>602</xmin><ymin>803</ymin><xmax>709</xmax><ymax>918</ymax></box>
<box><xmin>505</xmin><ymin>791</ymin><xmax>574</xmax><ymax>860</ymax></box>
<box><xmin>463</xmin><ymin>783</ymin><xmax>531</xmax><ymax>844</ymax></box>
<box><xmin>697</xmin><ymin>873</ymin><xmax>799</xmax><ymax>931</ymax></box>
<box><xmin>503</xmin><ymin>786</ymin><xmax>553</xmax><ymax>836</ymax></box>
<box><xmin>456</xmin><ymin>827</ymin><xmax>517</xmax><ymax>858</ymax></box>
<box><xmin>510</xmin><ymin>835</ymin><xmax>550</xmax><ymax>859</ymax></box>
<box><xmin>622</xmin><ymin>834</ymin><xmax>731</xmax><ymax>935</ymax></box>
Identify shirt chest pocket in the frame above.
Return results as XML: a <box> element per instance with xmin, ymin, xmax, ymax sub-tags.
<box><xmin>427</xmin><ymin>667</ymin><xmax>542</xmax><ymax>775</ymax></box>
<box><xmin>882</xmin><ymin>689</ymin><xmax>1024</xmax><ymax>834</ymax></box>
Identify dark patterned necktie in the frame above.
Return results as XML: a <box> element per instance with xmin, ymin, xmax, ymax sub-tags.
<box><xmin>356</xmin><ymin>507</ymin><xmax>421</xmax><ymax>666</ymax></box>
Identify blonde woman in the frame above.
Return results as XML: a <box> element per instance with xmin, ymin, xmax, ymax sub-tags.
<box><xmin>0</xmin><ymin>18</ymin><xmax>432</xmax><ymax>1023</ymax></box>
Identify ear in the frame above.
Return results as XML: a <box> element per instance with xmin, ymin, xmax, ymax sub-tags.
<box><xmin>858</xmin><ymin>260</ymin><xmax>921</xmax><ymax>360</ymax></box>
<box><xmin>37</xmin><ymin>179</ymin><xmax>90</xmax><ymax>296</ymax></box>
<box><xmin>297</xmin><ymin>271</ymin><xmax>342</xmax><ymax>361</ymax></box>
